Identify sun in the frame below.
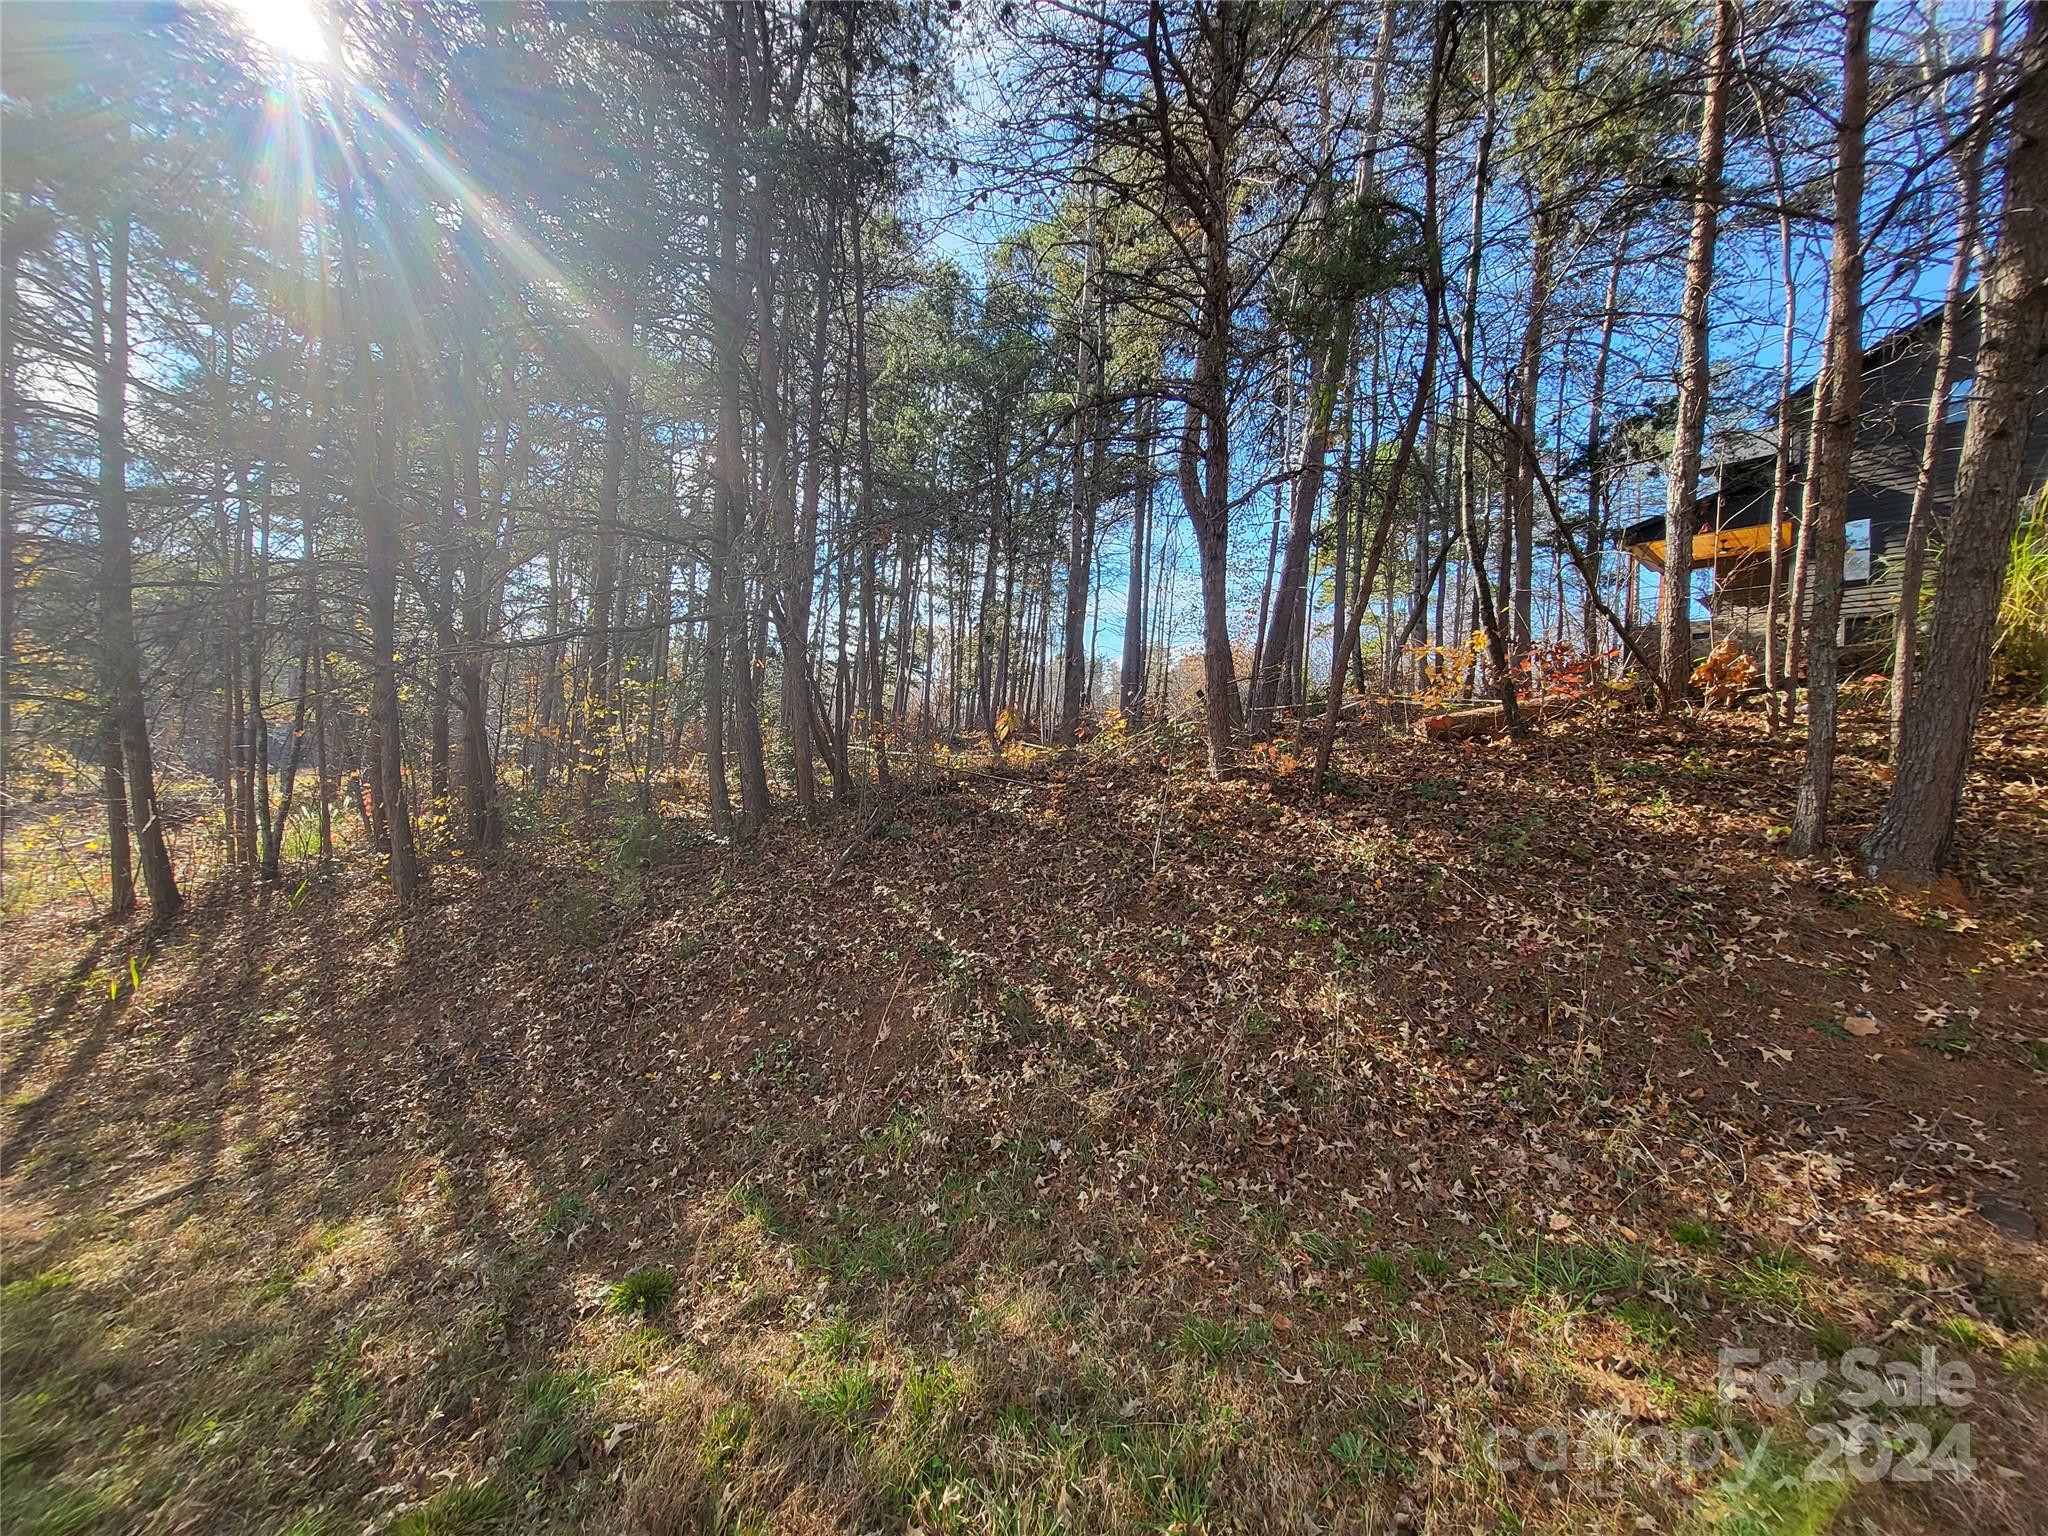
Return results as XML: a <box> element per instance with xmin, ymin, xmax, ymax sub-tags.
<box><xmin>219</xmin><ymin>0</ymin><xmax>335</xmax><ymax>67</ymax></box>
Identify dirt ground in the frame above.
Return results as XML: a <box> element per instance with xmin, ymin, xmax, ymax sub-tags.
<box><xmin>4</xmin><ymin>692</ymin><xmax>2045</xmax><ymax>1535</ymax></box>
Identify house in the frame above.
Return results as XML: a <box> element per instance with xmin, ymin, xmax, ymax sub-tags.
<box><xmin>1617</xmin><ymin>299</ymin><xmax>2048</xmax><ymax>666</ymax></box>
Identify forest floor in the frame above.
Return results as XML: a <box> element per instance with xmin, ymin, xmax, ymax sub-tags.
<box><xmin>4</xmin><ymin>689</ymin><xmax>2048</xmax><ymax>1536</ymax></box>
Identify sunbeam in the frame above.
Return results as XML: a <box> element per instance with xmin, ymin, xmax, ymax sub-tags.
<box><xmin>218</xmin><ymin>0</ymin><xmax>334</xmax><ymax>67</ymax></box>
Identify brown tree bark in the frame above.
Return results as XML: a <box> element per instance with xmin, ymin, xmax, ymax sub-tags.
<box><xmin>0</xmin><ymin>224</ymin><xmax>16</xmax><ymax>900</ymax></box>
<box><xmin>1507</xmin><ymin>199</ymin><xmax>1558</xmax><ymax>657</ymax></box>
<box><xmin>1311</xmin><ymin>0</ymin><xmax>1449</xmax><ymax>790</ymax></box>
<box><xmin>93</xmin><ymin>211</ymin><xmax>180</xmax><ymax>920</ymax></box>
<box><xmin>1747</xmin><ymin>64</ymin><xmax>1799</xmax><ymax>722</ymax></box>
<box><xmin>1451</xmin><ymin>7</ymin><xmax>1519</xmax><ymax>731</ymax></box>
<box><xmin>1866</xmin><ymin>0</ymin><xmax>2048</xmax><ymax>875</ymax></box>
<box><xmin>1058</xmin><ymin>78</ymin><xmax>1103</xmax><ymax>746</ymax></box>
<box><xmin>1790</xmin><ymin>0</ymin><xmax>1873</xmax><ymax>858</ymax></box>
<box><xmin>1889</xmin><ymin>8</ymin><xmax>2002</xmax><ymax>754</ymax></box>
<box><xmin>1658</xmin><ymin>0</ymin><xmax>1737</xmax><ymax>703</ymax></box>
<box><xmin>1120</xmin><ymin>397</ymin><xmax>1157</xmax><ymax>723</ymax></box>
<box><xmin>578</xmin><ymin>365</ymin><xmax>629</xmax><ymax>812</ymax></box>
<box><xmin>1148</xmin><ymin>0</ymin><xmax>1248</xmax><ymax>778</ymax></box>
<box><xmin>336</xmin><ymin>137</ymin><xmax>417</xmax><ymax>904</ymax></box>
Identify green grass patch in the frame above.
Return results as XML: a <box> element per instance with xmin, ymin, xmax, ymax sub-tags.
<box><xmin>1175</xmin><ymin>1316</ymin><xmax>1258</xmax><ymax>1364</ymax></box>
<box><xmin>699</xmin><ymin>1402</ymin><xmax>751</xmax><ymax>1477</ymax></box>
<box><xmin>1670</xmin><ymin>1219</ymin><xmax>1721</xmax><ymax>1252</ymax></box>
<box><xmin>1362</xmin><ymin>1253</ymin><xmax>1405</xmax><ymax>1298</ymax></box>
<box><xmin>391</xmin><ymin>1480</ymin><xmax>505</xmax><ymax>1536</ymax></box>
<box><xmin>605</xmin><ymin>1266</ymin><xmax>676</xmax><ymax>1318</ymax></box>
<box><xmin>507</xmin><ymin>1369</ymin><xmax>595</xmax><ymax>1475</ymax></box>
<box><xmin>1725</xmin><ymin>1245</ymin><xmax>1806</xmax><ymax>1309</ymax></box>
<box><xmin>538</xmin><ymin>1194</ymin><xmax>587</xmax><ymax>1242</ymax></box>
<box><xmin>802</xmin><ymin>1314</ymin><xmax>874</xmax><ymax>1361</ymax></box>
<box><xmin>1497</xmin><ymin>1236</ymin><xmax>1651</xmax><ymax>1304</ymax></box>
<box><xmin>797</xmin><ymin>1361</ymin><xmax>886</xmax><ymax>1425</ymax></box>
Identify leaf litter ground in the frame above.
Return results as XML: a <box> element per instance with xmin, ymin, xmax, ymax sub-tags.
<box><xmin>3</xmin><ymin>695</ymin><xmax>2046</xmax><ymax>1535</ymax></box>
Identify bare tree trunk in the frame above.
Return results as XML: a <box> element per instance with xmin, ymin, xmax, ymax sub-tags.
<box><xmin>93</xmin><ymin>211</ymin><xmax>180</xmax><ymax>919</ymax></box>
<box><xmin>1790</xmin><ymin>0</ymin><xmax>1872</xmax><ymax>858</ymax></box>
<box><xmin>336</xmin><ymin>136</ymin><xmax>417</xmax><ymax>904</ymax></box>
<box><xmin>1249</xmin><ymin>426</ymin><xmax>1283</xmax><ymax>717</ymax></box>
<box><xmin>1658</xmin><ymin>0</ymin><xmax>1736</xmax><ymax>704</ymax></box>
<box><xmin>786</xmin><ymin>189</ymin><xmax>838</xmax><ymax>811</ymax></box>
<box><xmin>249</xmin><ymin>450</ymin><xmax>276</xmax><ymax>878</ymax></box>
<box><xmin>1750</xmin><ymin>70</ymin><xmax>1799</xmax><ymax>723</ymax></box>
<box><xmin>364</xmin><ymin>438</ymin><xmax>417</xmax><ymax>903</ymax></box>
<box><xmin>1784</xmin><ymin>322</ymin><xmax>1833</xmax><ymax>703</ymax></box>
<box><xmin>706</xmin><ymin>113</ymin><xmax>743</xmax><ymax>834</ymax></box>
<box><xmin>99</xmin><ymin>717</ymin><xmax>133</xmax><ymax>916</ymax></box>
<box><xmin>1118</xmin><ymin>401</ymin><xmax>1154</xmax><ymax>724</ymax></box>
<box><xmin>846</xmin><ymin>36</ymin><xmax>889</xmax><ymax>789</ymax></box>
<box><xmin>1890</xmin><ymin>8</ymin><xmax>2002</xmax><ymax>754</ymax></box>
<box><xmin>0</xmin><ymin>230</ymin><xmax>16</xmax><ymax>899</ymax></box>
<box><xmin>260</xmin><ymin>626</ymin><xmax>311</xmax><ymax>886</ymax></box>
<box><xmin>1146</xmin><ymin>0</ymin><xmax>1245</xmax><ymax>777</ymax></box>
<box><xmin>428</xmin><ymin>546</ymin><xmax>452</xmax><ymax>809</ymax></box>
<box><xmin>579</xmin><ymin>365</ymin><xmax>629</xmax><ymax>811</ymax></box>
<box><xmin>1508</xmin><ymin>200</ymin><xmax>1557</xmax><ymax>656</ymax></box>
<box><xmin>1449</xmin><ymin>9</ymin><xmax>1519</xmax><ymax>731</ymax></box>
<box><xmin>1582</xmin><ymin>239</ymin><xmax>1627</xmax><ymax>664</ymax></box>
<box><xmin>1312</xmin><ymin>1</ymin><xmax>1448</xmax><ymax>789</ymax></box>
<box><xmin>993</xmin><ymin>520</ymin><xmax>1016</xmax><ymax>732</ymax></box>
<box><xmin>456</xmin><ymin>349</ymin><xmax>502</xmax><ymax>849</ymax></box>
<box><xmin>1058</xmin><ymin>93</ymin><xmax>1102</xmax><ymax>746</ymax></box>
<box><xmin>975</xmin><ymin>477</ymin><xmax>1004</xmax><ymax>736</ymax></box>
<box><xmin>1866</xmin><ymin>0</ymin><xmax>2048</xmax><ymax>874</ymax></box>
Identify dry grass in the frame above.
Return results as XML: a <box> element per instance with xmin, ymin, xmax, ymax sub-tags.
<box><xmin>4</xmin><ymin>697</ymin><xmax>2047</xmax><ymax>1534</ymax></box>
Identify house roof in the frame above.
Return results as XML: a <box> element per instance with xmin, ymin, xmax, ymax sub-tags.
<box><xmin>1618</xmin><ymin>297</ymin><xmax>1983</xmax><ymax>551</ymax></box>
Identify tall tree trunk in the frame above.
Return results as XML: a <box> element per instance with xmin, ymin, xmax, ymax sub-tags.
<box><xmin>336</xmin><ymin>137</ymin><xmax>417</xmax><ymax>904</ymax></box>
<box><xmin>1866</xmin><ymin>0</ymin><xmax>2048</xmax><ymax>874</ymax></box>
<box><xmin>1582</xmin><ymin>239</ymin><xmax>1627</xmax><ymax>665</ymax></box>
<box><xmin>428</xmin><ymin>545</ymin><xmax>452</xmax><ymax>808</ymax></box>
<box><xmin>1121</xmin><ymin>396</ymin><xmax>1157</xmax><ymax>722</ymax></box>
<box><xmin>364</xmin><ymin>426</ymin><xmax>417</xmax><ymax>903</ymax></box>
<box><xmin>532</xmin><ymin>534</ymin><xmax>564</xmax><ymax>793</ymax></box>
<box><xmin>785</xmin><ymin>190</ymin><xmax>837</xmax><ymax>812</ymax></box>
<box><xmin>456</xmin><ymin>350</ymin><xmax>501</xmax><ymax>849</ymax></box>
<box><xmin>1789</xmin><ymin>0</ymin><xmax>1872</xmax><ymax>858</ymax></box>
<box><xmin>99</xmin><ymin>717</ymin><xmax>133</xmax><ymax>917</ymax></box>
<box><xmin>1785</xmin><ymin>322</ymin><xmax>1835</xmax><ymax>701</ymax></box>
<box><xmin>1451</xmin><ymin>8</ymin><xmax>1519</xmax><ymax>730</ymax></box>
<box><xmin>1058</xmin><ymin>120</ymin><xmax>1102</xmax><ymax>745</ymax></box>
<box><xmin>1751</xmin><ymin>79</ymin><xmax>1800</xmax><ymax>721</ymax></box>
<box><xmin>579</xmin><ymin>365</ymin><xmax>629</xmax><ymax>811</ymax></box>
<box><xmin>1252</xmin><ymin>8</ymin><xmax>1393</xmax><ymax>730</ymax></box>
<box><xmin>1312</xmin><ymin>0</ymin><xmax>1449</xmax><ymax>789</ymax></box>
<box><xmin>94</xmin><ymin>211</ymin><xmax>180</xmax><ymax>919</ymax></box>
<box><xmin>0</xmin><ymin>220</ymin><xmax>23</xmax><ymax>900</ymax></box>
<box><xmin>1249</xmin><ymin>426</ymin><xmax>1283</xmax><ymax>716</ymax></box>
<box><xmin>1148</xmin><ymin>0</ymin><xmax>1245</xmax><ymax>778</ymax></box>
<box><xmin>1658</xmin><ymin>0</ymin><xmax>1736</xmax><ymax>702</ymax></box>
<box><xmin>1889</xmin><ymin>8</ymin><xmax>2002</xmax><ymax>754</ymax></box>
<box><xmin>1508</xmin><ymin>201</ymin><xmax>1556</xmax><ymax>656</ymax></box>
<box><xmin>977</xmin><ymin>458</ymin><xmax>1008</xmax><ymax>736</ymax></box>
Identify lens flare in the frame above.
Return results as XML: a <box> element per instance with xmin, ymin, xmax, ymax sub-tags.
<box><xmin>219</xmin><ymin>0</ymin><xmax>334</xmax><ymax>67</ymax></box>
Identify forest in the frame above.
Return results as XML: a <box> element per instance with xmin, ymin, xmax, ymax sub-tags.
<box><xmin>2</xmin><ymin>1</ymin><xmax>2046</xmax><ymax>1533</ymax></box>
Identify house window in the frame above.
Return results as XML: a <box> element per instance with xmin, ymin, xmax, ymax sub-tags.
<box><xmin>1945</xmin><ymin>376</ymin><xmax>1973</xmax><ymax>422</ymax></box>
<box><xmin>1844</xmin><ymin>518</ymin><xmax>1872</xmax><ymax>583</ymax></box>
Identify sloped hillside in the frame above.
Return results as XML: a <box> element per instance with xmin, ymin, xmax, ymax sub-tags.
<box><xmin>4</xmin><ymin>700</ymin><xmax>2046</xmax><ymax>1536</ymax></box>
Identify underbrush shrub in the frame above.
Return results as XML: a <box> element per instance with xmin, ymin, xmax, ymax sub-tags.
<box><xmin>1996</xmin><ymin>488</ymin><xmax>2048</xmax><ymax>694</ymax></box>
